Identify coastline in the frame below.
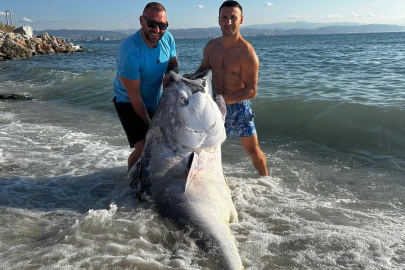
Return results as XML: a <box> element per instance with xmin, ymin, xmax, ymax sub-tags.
<box><xmin>0</xmin><ymin>25</ymin><xmax>82</xmax><ymax>62</ymax></box>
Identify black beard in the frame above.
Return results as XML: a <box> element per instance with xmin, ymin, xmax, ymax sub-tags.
<box><xmin>143</xmin><ymin>28</ymin><xmax>163</xmax><ymax>46</ymax></box>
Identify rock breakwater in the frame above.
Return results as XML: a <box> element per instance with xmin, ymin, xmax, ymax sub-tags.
<box><xmin>0</xmin><ymin>25</ymin><xmax>81</xmax><ymax>61</ymax></box>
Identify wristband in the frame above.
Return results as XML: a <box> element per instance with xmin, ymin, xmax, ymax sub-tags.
<box><xmin>165</xmin><ymin>65</ymin><xmax>179</xmax><ymax>76</ymax></box>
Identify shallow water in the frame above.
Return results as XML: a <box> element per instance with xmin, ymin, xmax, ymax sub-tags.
<box><xmin>1</xmin><ymin>32</ymin><xmax>404</xmax><ymax>269</ymax></box>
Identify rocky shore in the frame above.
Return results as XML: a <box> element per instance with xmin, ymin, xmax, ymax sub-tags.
<box><xmin>0</xmin><ymin>25</ymin><xmax>82</xmax><ymax>61</ymax></box>
<box><xmin>0</xmin><ymin>93</ymin><xmax>32</xmax><ymax>100</ymax></box>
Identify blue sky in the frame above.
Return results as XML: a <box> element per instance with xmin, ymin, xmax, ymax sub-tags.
<box><xmin>1</xmin><ymin>0</ymin><xmax>405</xmax><ymax>31</ymax></box>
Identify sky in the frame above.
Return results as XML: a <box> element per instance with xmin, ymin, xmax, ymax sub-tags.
<box><xmin>1</xmin><ymin>0</ymin><xmax>405</xmax><ymax>31</ymax></box>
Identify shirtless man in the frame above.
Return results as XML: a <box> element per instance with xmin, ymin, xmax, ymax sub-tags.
<box><xmin>185</xmin><ymin>0</ymin><xmax>268</xmax><ymax>176</ymax></box>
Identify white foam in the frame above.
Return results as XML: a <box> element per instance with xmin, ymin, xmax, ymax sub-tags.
<box><xmin>1</xmin><ymin>86</ymin><xmax>404</xmax><ymax>269</ymax></box>
<box><xmin>0</xmin><ymin>110</ymin><xmax>129</xmax><ymax>178</ymax></box>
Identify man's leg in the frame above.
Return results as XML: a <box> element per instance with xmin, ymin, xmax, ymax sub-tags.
<box><xmin>240</xmin><ymin>135</ymin><xmax>268</xmax><ymax>176</ymax></box>
<box><xmin>128</xmin><ymin>139</ymin><xmax>146</xmax><ymax>172</ymax></box>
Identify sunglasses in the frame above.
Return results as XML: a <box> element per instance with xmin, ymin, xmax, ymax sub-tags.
<box><xmin>142</xmin><ymin>16</ymin><xmax>169</xmax><ymax>30</ymax></box>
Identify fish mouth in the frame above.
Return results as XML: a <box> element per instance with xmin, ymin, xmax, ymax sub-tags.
<box><xmin>184</xmin><ymin>119</ymin><xmax>218</xmax><ymax>135</ymax></box>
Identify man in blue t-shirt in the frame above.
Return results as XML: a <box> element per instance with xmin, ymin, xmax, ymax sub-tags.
<box><xmin>113</xmin><ymin>2</ymin><xmax>178</xmax><ymax>172</ymax></box>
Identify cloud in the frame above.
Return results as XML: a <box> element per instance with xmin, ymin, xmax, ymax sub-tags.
<box><xmin>0</xmin><ymin>11</ymin><xmax>6</xmax><ymax>16</ymax></box>
<box><xmin>31</xmin><ymin>19</ymin><xmax>79</xmax><ymax>25</ymax></box>
<box><xmin>289</xmin><ymin>15</ymin><xmax>309</xmax><ymax>20</ymax></box>
<box><xmin>265</xmin><ymin>2</ymin><xmax>274</xmax><ymax>6</ymax></box>
<box><xmin>198</xmin><ymin>5</ymin><xmax>205</xmax><ymax>9</ymax></box>
<box><xmin>386</xmin><ymin>15</ymin><xmax>405</xmax><ymax>21</ymax></box>
<box><xmin>46</xmin><ymin>19</ymin><xmax>77</xmax><ymax>23</ymax></box>
<box><xmin>323</xmin><ymin>13</ymin><xmax>343</xmax><ymax>19</ymax></box>
<box><xmin>22</xmin><ymin>17</ymin><xmax>34</xmax><ymax>22</ymax></box>
<box><xmin>367</xmin><ymin>12</ymin><xmax>385</xmax><ymax>20</ymax></box>
<box><xmin>367</xmin><ymin>12</ymin><xmax>375</xmax><ymax>17</ymax></box>
<box><xmin>350</xmin><ymin>12</ymin><xmax>361</xmax><ymax>18</ymax></box>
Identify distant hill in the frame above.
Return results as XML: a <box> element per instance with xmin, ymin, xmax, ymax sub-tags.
<box><xmin>243</xmin><ymin>21</ymin><xmax>363</xmax><ymax>30</ymax></box>
<box><xmin>278</xmin><ymin>24</ymin><xmax>405</xmax><ymax>35</ymax></box>
<box><xmin>34</xmin><ymin>23</ymin><xmax>405</xmax><ymax>40</ymax></box>
<box><xmin>33</xmin><ymin>29</ymin><xmax>128</xmax><ymax>40</ymax></box>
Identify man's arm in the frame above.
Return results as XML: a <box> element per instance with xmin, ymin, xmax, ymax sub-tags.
<box><xmin>119</xmin><ymin>75</ymin><xmax>150</xmax><ymax>125</ymax></box>
<box><xmin>222</xmin><ymin>48</ymin><xmax>259</xmax><ymax>103</ymax></box>
<box><xmin>166</xmin><ymin>56</ymin><xmax>179</xmax><ymax>75</ymax></box>
<box><xmin>163</xmin><ymin>56</ymin><xmax>179</xmax><ymax>88</ymax></box>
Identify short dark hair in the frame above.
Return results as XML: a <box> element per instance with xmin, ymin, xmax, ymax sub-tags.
<box><xmin>143</xmin><ymin>2</ymin><xmax>166</xmax><ymax>14</ymax></box>
<box><xmin>219</xmin><ymin>0</ymin><xmax>243</xmax><ymax>15</ymax></box>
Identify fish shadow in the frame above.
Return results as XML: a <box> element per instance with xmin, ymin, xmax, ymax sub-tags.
<box><xmin>0</xmin><ymin>168</ymin><xmax>163</xmax><ymax>245</ymax></box>
<box><xmin>0</xmin><ymin>168</ymin><xmax>141</xmax><ymax>214</ymax></box>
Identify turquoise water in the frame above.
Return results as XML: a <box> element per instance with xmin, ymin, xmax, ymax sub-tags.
<box><xmin>0</xmin><ymin>32</ymin><xmax>404</xmax><ymax>269</ymax></box>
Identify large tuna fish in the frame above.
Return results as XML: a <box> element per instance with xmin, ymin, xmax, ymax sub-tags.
<box><xmin>128</xmin><ymin>70</ymin><xmax>242</xmax><ymax>269</ymax></box>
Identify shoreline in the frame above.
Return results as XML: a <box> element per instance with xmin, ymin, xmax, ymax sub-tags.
<box><xmin>0</xmin><ymin>25</ymin><xmax>83</xmax><ymax>62</ymax></box>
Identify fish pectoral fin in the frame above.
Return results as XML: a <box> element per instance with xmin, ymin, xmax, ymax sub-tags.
<box><xmin>128</xmin><ymin>159</ymin><xmax>142</xmax><ymax>190</ymax></box>
<box><xmin>128</xmin><ymin>159</ymin><xmax>153</xmax><ymax>200</ymax></box>
<box><xmin>185</xmin><ymin>152</ymin><xmax>199</xmax><ymax>192</ymax></box>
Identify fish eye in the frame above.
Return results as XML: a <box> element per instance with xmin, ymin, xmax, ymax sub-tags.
<box><xmin>181</xmin><ymin>97</ymin><xmax>189</xmax><ymax>106</ymax></box>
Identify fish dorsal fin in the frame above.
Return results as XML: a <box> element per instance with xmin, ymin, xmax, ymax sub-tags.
<box><xmin>185</xmin><ymin>152</ymin><xmax>200</xmax><ymax>192</ymax></box>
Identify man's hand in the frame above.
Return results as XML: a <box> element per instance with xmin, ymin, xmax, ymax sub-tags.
<box><xmin>119</xmin><ymin>75</ymin><xmax>150</xmax><ymax>125</ymax></box>
<box><xmin>163</xmin><ymin>74</ymin><xmax>170</xmax><ymax>89</ymax></box>
<box><xmin>163</xmin><ymin>56</ymin><xmax>179</xmax><ymax>89</ymax></box>
<box><xmin>183</xmin><ymin>73</ymin><xmax>194</xmax><ymax>79</ymax></box>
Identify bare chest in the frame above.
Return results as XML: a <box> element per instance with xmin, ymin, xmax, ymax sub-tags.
<box><xmin>209</xmin><ymin>48</ymin><xmax>242</xmax><ymax>76</ymax></box>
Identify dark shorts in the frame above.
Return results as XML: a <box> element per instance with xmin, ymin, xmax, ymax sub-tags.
<box><xmin>225</xmin><ymin>100</ymin><xmax>257</xmax><ymax>139</ymax></box>
<box><xmin>113</xmin><ymin>97</ymin><xmax>154</xmax><ymax>148</ymax></box>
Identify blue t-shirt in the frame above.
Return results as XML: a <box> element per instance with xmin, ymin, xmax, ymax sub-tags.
<box><xmin>113</xmin><ymin>30</ymin><xmax>176</xmax><ymax>110</ymax></box>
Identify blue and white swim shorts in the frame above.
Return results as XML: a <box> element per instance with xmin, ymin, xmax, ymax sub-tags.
<box><xmin>225</xmin><ymin>100</ymin><xmax>257</xmax><ymax>139</ymax></box>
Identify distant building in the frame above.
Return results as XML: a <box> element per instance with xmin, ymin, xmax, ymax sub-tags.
<box><xmin>96</xmin><ymin>36</ymin><xmax>111</xmax><ymax>41</ymax></box>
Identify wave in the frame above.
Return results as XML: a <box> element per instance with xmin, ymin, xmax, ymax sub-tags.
<box><xmin>253</xmin><ymin>97</ymin><xmax>405</xmax><ymax>165</ymax></box>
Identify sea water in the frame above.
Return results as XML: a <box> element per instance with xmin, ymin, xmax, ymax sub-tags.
<box><xmin>0</xmin><ymin>32</ymin><xmax>404</xmax><ymax>269</ymax></box>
